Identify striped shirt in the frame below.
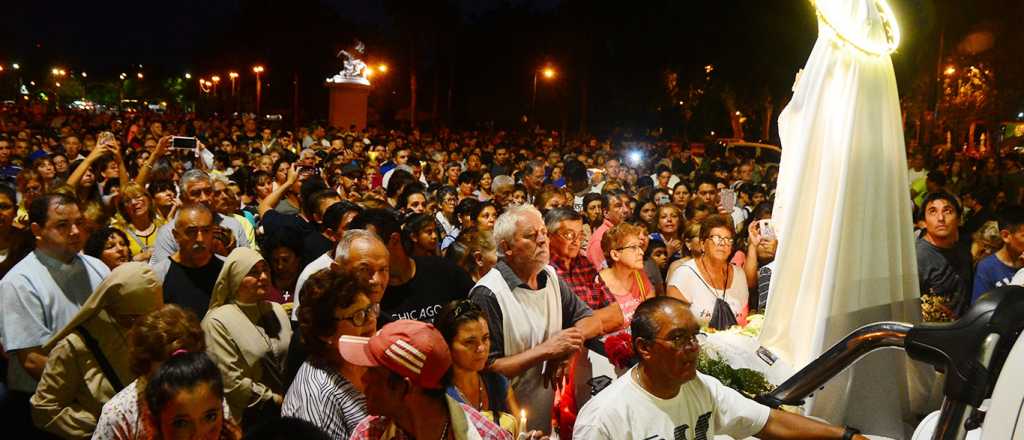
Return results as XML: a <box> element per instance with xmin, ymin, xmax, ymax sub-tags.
<box><xmin>282</xmin><ymin>358</ymin><xmax>368</xmax><ymax>439</ymax></box>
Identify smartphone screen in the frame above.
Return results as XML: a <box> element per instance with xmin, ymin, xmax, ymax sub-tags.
<box><xmin>759</xmin><ymin>219</ymin><xmax>775</xmax><ymax>240</ymax></box>
<box><xmin>171</xmin><ymin>136</ymin><xmax>198</xmax><ymax>149</ymax></box>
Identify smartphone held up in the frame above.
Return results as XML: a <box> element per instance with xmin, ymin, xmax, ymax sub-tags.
<box><xmin>171</xmin><ymin>136</ymin><xmax>198</xmax><ymax>150</ymax></box>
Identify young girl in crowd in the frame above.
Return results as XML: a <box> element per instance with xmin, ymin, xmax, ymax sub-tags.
<box><xmin>145</xmin><ymin>352</ymin><xmax>242</xmax><ymax>440</ymax></box>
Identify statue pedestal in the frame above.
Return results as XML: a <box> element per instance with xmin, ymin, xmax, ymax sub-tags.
<box><xmin>327</xmin><ymin>82</ymin><xmax>369</xmax><ymax>130</ymax></box>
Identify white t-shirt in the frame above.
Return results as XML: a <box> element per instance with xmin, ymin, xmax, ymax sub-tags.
<box><xmin>574</xmin><ymin>368</ymin><xmax>770</xmax><ymax>440</ymax></box>
<box><xmin>667</xmin><ymin>259</ymin><xmax>748</xmax><ymax>326</ymax></box>
<box><xmin>292</xmin><ymin>252</ymin><xmax>333</xmax><ymax>320</ymax></box>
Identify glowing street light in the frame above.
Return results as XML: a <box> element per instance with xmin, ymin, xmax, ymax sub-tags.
<box><xmin>119</xmin><ymin>73</ymin><xmax>127</xmax><ymax>80</ymax></box>
<box><xmin>532</xmin><ymin>64</ymin><xmax>558</xmax><ymax>116</ymax></box>
<box><xmin>185</xmin><ymin>73</ymin><xmax>192</xmax><ymax>79</ymax></box>
<box><xmin>12</xmin><ymin>63</ymin><xmax>19</xmax><ymax>70</ymax></box>
<box><xmin>253</xmin><ymin>65</ymin><xmax>265</xmax><ymax>114</ymax></box>
<box><xmin>211</xmin><ymin>75</ymin><xmax>221</xmax><ymax>83</ymax></box>
<box><xmin>137</xmin><ymin>72</ymin><xmax>144</xmax><ymax>79</ymax></box>
<box><xmin>81</xmin><ymin>72</ymin><xmax>87</xmax><ymax>78</ymax></box>
<box><xmin>228</xmin><ymin>72</ymin><xmax>239</xmax><ymax>96</ymax></box>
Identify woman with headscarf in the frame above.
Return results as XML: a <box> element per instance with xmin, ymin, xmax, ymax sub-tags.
<box><xmin>30</xmin><ymin>263</ymin><xmax>163</xmax><ymax>439</ymax></box>
<box><xmin>202</xmin><ymin>247</ymin><xmax>292</xmax><ymax>428</ymax></box>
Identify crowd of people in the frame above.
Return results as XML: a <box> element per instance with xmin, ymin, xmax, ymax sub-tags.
<box><xmin>0</xmin><ymin>103</ymin><xmax>1011</xmax><ymax>439</ymax></box>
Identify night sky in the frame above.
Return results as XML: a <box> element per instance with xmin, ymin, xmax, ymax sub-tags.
<box><xmin>2</xmin><ymin>0</ymin><xmax>1019</xmax><ymax>137</ymax></box>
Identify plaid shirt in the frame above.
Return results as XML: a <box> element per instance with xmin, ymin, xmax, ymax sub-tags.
<box><xmin>553</xmin><ymin>254</ymin><xmax>614</xmax><ymax>310</ymax></box>
<box><xmin>349</xmin><ymin>401</ymin><xmax>511</xmax><ymax>440</ymax></box>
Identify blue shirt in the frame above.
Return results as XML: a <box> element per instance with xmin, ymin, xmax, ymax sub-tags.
<box><xmin>0</xmin><ymin>251</ymin><xmax>110</xmax><ymax>391</ymax></box>
<box><xmin>971</xmin><ymin>254</ymin><xmax>1017</xmax><ymax>303</ymax></box>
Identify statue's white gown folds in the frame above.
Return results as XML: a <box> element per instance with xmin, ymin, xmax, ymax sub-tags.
<box><xmin>759</xmin><ymin>0</ymin><xmax>925</xmax><ymax>437</ymax></box>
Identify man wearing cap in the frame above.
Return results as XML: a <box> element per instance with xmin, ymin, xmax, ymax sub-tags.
<box><xmin>469</xmin><ymin>204</ymin><xmax>604</xmax><ymax>432</ymax></box>
<box><xmin>340</xmin><ymin>320</ymin><xmax>512</xmax><ymax>440</ymax></box>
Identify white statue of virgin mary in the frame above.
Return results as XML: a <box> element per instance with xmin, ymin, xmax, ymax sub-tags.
<box><xmin>759</xmin><ymin>0</ymin><xmax>927</xmax><ymax>437</ymax></box>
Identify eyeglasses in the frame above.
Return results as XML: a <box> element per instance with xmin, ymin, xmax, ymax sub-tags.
<box><xmin>556</xmin><ymin>229</ymin><xmax>581</xmax><ymax>242</ymax></box>
<box><xmin>707</xmin><ymin>235</ymin><xmax>734</xmax><ymax>246</ymax></box>
<box><xmin>336</xmin><ymin>303</ymin><xmax>380</xmax><ymax>327</ymax></box>
<box><xmin>651</xmin><ymin>331</ymin><xmax>707</xmax><ymax>351</ymax></box>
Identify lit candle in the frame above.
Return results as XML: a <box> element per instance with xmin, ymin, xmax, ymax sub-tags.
<box><xmin>519</xmin><ymin>409</ymin><xmax>528</xmax><ymax>435</ymax></box>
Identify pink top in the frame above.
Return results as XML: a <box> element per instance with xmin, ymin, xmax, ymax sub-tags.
<box><xmin>596</xmin><ymin>269</ymin><xmax>655</xmax><ymax>333</ymax></box>
<box><xmin>586</xmin><ymin>219</ymin><xmax>614</xmax><ymax>269</ymax></box>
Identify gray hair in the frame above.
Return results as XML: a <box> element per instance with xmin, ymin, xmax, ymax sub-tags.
<box><xmin>491</xmin><ymin>175</ymin><xmax>514</xmax><ymax>193</ymax></box>
<box><xmin>179</xmin><ymin>169</ymin><xmax>210</xmax><ymax>192</ymax></box>
<box><xmin>543</xmin><ymin>207</ymin><xmax>582</xmax><ymax>231</ymax></box>
<box><xmin>493</xmin><ymin>204</ymin><xmax>542</xmax><ymax>253</ymax></box>
<box><xmin>335</xmin><ymin>229</ymin><xmax>385</xmax><ymax>264</ymax></box>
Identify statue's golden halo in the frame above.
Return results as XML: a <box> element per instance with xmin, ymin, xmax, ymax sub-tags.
<box><xmin>811</xmin><ymin>0</ymin><xmax>901</xmax><ymax>56</ymax></box>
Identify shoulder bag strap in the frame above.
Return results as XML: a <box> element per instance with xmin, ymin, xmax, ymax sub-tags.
<box><xmin>685</xmin><ymin>264</ymin><xmax>722</xmax><ymax>299</ymax></box>
<box><xmin>76</xmin><ymin>325</ymin><xmax>126</xmax><ymax>392</ymax></box>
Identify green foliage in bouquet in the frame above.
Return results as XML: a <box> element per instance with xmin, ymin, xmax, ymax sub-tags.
<box><xmin>697</xmin><ymin>351</ymin><xmax>773</xmax><ymax>398</ymax></box>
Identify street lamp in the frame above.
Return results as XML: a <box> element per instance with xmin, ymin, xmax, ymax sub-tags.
<box><xmin>228</xmin><ymin>72</ymin><xmax>238</xmax><ymax>96</ymax></box>
<box><xmin>185</xmin><ymin>73</ymin><xmax>192</xmax><ymax>79</ymax></box>
<box><xmin>137</xmin><ymin>72</ymin><xmax>144</xmax><ymax>79</ymax></box>
<box><xmin>253</xmin><ymin>65</ymin><xmax>265</xmax><ymax>114</ymax></box>
<box><xmin>12</xmin><ymin>63</ymin><xmax>19</xmax><ymax>70</ymax></box>
<box><xmin>531</xmin><ymin>64</ymin><xmax>557</xmax><ymax>117</ymax></box>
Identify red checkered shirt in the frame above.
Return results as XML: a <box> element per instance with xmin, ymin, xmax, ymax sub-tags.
<box><xmin>348</xmin><ymin>401</ymin><xmax>511</xmax><ymax>440</ymax></box>
<box><xmin>553</xmin><ymin>254</ymin><xmax>615</xmax><ymax>310</ymax></box>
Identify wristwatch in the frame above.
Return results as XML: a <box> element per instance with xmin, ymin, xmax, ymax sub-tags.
<box><xmin>842</xmin><ymin>426</ymin><xmax>861</xmax><ymax>440</ymax></box>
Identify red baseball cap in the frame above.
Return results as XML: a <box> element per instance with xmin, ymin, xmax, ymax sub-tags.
<box><xmin>338</xmin><ymin>320</ymin><xmax>452</xmax><ymax>390</ymax></box>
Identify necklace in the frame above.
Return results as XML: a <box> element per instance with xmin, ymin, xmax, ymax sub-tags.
<box><xmin>456</xmin><ymin>373</ymin><xmax>486</xmax><ymax>410</ymax></box>
<box><xmin>699</xmin><ymin>257</ymin><xmax>728</xmax><ymax>299</ymax></box>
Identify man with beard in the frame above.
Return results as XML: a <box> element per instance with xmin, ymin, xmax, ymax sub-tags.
<box><xmin>575</xmin><ymin>297</ymin><xmax>869</xmax><ymax>440</ymax></box>
<box><xmin>0</xmin><ymin>193</ymin><xmax>110</xmax><ymax>435</ymax></box>
<box><xmin>152</xmin><ymin>203</ymin><xmax>224</xmax><ymax>318</ymax></box>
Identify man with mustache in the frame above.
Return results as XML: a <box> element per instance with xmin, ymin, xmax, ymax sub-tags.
<box><xmin>575</xmin><ymin>297</ymin><xmax>869</xmax><ymax>440</ymax></box>
<box><xmin>153</xmin><ymin>203</ymin><xmax>224</xmax><ymax>318</ymax></box>
<box><xmin>149</xmin><ymin>169</ymin><xmax>251</xmax><ymax>265</ymax></box>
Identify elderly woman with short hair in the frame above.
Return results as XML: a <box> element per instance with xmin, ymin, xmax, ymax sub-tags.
<box><xmin>666</xmin><ymin>214</ymin><xmax>748</xmax><ymax>329</ymax></box>
<box><xmin>282</xmin><ymin>268</ymin><xmax>377</xmax><ymax>439</ymax></box>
